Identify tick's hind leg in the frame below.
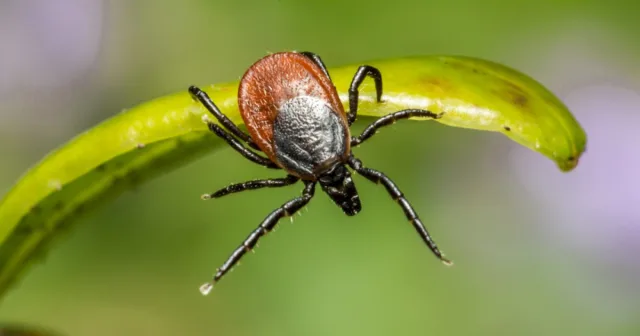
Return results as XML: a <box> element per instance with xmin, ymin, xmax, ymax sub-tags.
<box><xmin>202</xmin><ymin>175</ymin><xmax>299</xmax><ymax>199</ymax></box>
<box><xmin>189</xmin><ymin>85</ymin><xmax>261</xmax><ymax>151</ymax></box>
<box><xmin>200</xmin><ymin>181</ymin><xmax>316</xmax><ymax>295</ymax></box>
<box><xmin>347</xmin><ymin>156</ymin><xmax>452</xmax><ymax>265</ymax></box>
<box><xmin>351</xmin><ymin>109</ymin><xmax>443</xmax><ymax>147</ymax></box>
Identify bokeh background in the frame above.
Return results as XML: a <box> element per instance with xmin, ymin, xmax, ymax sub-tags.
<box><xmin>1</xmin><ymin>0</ymin><xmax>639</xmax><ymax>335</ymax></box>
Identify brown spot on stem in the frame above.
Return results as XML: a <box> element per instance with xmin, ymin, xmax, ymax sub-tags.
<box><xmin>509</xmin><ymin>90</ymin><xmax>529</xmax><ymax>108</ymax></box>
<box><xmin>500</xmin><ymin>80</ymin><xmax>530</xmax><ymax>109</ymax></box>
<box><xmin>420</xmin><ymin>77</ymin><xmax>452</xmax><ymax>94</ymax></box>
<box><xmin>53</xmin><ymin>201</ymin><xmax>64</xmax><ymax>212</ymax></box>
<box><xmin>74</xmin><ymin>204</ymin><xmax>86</xmax><ymax>216</ymax></box>
<box><xmin>15</xmin><ymin>224</ymin><xmax>37</xmax><ymax>235</ymax></box>
<box><xmin>31</xmin><ymin>205</ymin><xmax>42</xmax><ymax>215</ymax></box>
<box><xmin>443</xmin><ymin>58</ymin><xmax>487</xmax><ymax>76</ymax></box>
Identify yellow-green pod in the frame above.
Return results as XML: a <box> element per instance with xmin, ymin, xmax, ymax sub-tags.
<box><xmin>0</xmin><ymin>54</ymin><xmax>587</xmax><ymax>299</ymax></box>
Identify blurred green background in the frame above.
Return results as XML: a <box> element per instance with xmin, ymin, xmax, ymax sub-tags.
<box><xmin>1</xmin><ymin>0</ymin><xmax>639</xmax><ymax>335</ymax></box>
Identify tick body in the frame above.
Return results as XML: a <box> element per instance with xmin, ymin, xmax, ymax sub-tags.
<box><xmin>190</xmin><ymin>51</ymin><xmax>451</xmax><ymax>295</ymax></box>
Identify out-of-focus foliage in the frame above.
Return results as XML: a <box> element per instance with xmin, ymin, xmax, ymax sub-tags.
<box><xmin>0</xmin><ymin>1</ymin><xmax>638</xmax><ymax>336</ymax></box>
<box><xmin>0</xmin><ymin>324</ymin><xmax>64</xmax><ymax>336</ymax></box>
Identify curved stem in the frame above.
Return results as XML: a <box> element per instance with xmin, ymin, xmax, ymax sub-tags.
<box><xmin>0</xmin><ymin>54</ymin><xmax>586</xmax><ymax>299</ymax></box>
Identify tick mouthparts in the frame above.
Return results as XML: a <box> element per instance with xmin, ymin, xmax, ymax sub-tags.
<box><xmin>199</xmin><ymin>282</ymin><xmax>214</xmax><ymax>296</ymax></box>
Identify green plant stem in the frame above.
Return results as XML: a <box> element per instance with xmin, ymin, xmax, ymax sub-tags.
<box><xmin>0</xmin><ymin>54</ymin><xmax>587</xmax><ymax>299</ymax></box>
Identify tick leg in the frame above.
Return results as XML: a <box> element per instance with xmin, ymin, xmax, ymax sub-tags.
<box><xmin>200</xmin><ymin>181</ymin><xmax>316</xmax><ymax>295</ymax></box>
<box><xmin>189</xmin><ymin>85</ymin><xmax>261</xmax><ymax>151</ymax></box>
<box><xmin>299</xmin><ymin>51</ymin><xmax>332</xmax><ymax>81</ymax></box>
<box><xmin>204</xmin><ymin>118</ymin><xmax>280</xmax><ymax>169</ymax></box>
<box><xmin>348</xmin><ymin>156</ymin><xmax>452</xmax><ymax>265</ymax></box>
<box><xmin>351</xmin><ymin>109</ymin><xmax>443</xmax><ymax>147</ymax></box>
<box><xmin>202</xmin><ymin>175</ymin><xmax>299</xmax><ymax>199</ymax></box>
<box><xmin>348</xmin><ymin>65</ymin><xmax>383</xmax><ymax>125</ymax></box>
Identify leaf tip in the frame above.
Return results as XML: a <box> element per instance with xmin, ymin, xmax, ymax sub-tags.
<box><xmin>556</xmin><ymin>153</ymin><xmax>583</xmax><ymax>172</ymax></box>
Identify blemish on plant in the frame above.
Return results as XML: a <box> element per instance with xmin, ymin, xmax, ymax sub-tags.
<box><xmin>73</xmin><ymin>204</ymin><xmax>86</xmax><ymax>216</ymax></box>
<box><xmin>174</xmin><ymin>137</ymin><xmax>186</xmax><ymax>148</ymax></box>
<box><xmin>53</xmin><ymin>202</ymin><xmax>64</xmax><ymax>212</ymax></box>
<box><xmin>442</xmin><ymin>58</ymin><xmax>487</xmax><ymax>76</ymax></box>
<box><xmin>504</xmin><ymin>126</ymin><xmax>511</xmax><ymax>131</ymax></box>
<box><xmin>48</xmin><ymin>180</ymin><xmax>62</xmax><ymax>191</ymax></box>
<box><xmin>14</xmin><ymin>224</ymin><xmax>37</xmax><ymax>236</ymax></box>
<box><xmin>128</xmin><ymin>172</ymin><xmax>142</xmax><ymax>190</ymax></box>
<box><xmin>111</xmin><ymin>175</ymin><xmax>124</xmax><ymax>186</ymax></box>
<box><xmin>499</xmin><ymin>79</ymin><xmax>530</xmax><ymax>109</ymax></box>
<box><xmin>30</xmin><ymin>205</ymin><xmax>42</xmax><ymax>215</ymax></box>
<box><xmin>509</xmin><ymin>91</ymin><xmax>529</xmax><ymax>108</ymax></box>
<box><xmin>420</xmin><ymin>77</ymin><xmax>452</xmax><ymax>93</ymax></box>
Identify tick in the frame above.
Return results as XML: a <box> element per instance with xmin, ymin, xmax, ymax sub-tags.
<box><xmin>189</xmin><ymin>51</ymin><xmax>451</xmax><ymax>295</ymax></box>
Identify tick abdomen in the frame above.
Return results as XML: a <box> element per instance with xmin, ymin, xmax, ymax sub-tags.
<box><xmin>273</xmin><ymin>96</ymin><xmax>349</xmax><ymax>178</ymax></box>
